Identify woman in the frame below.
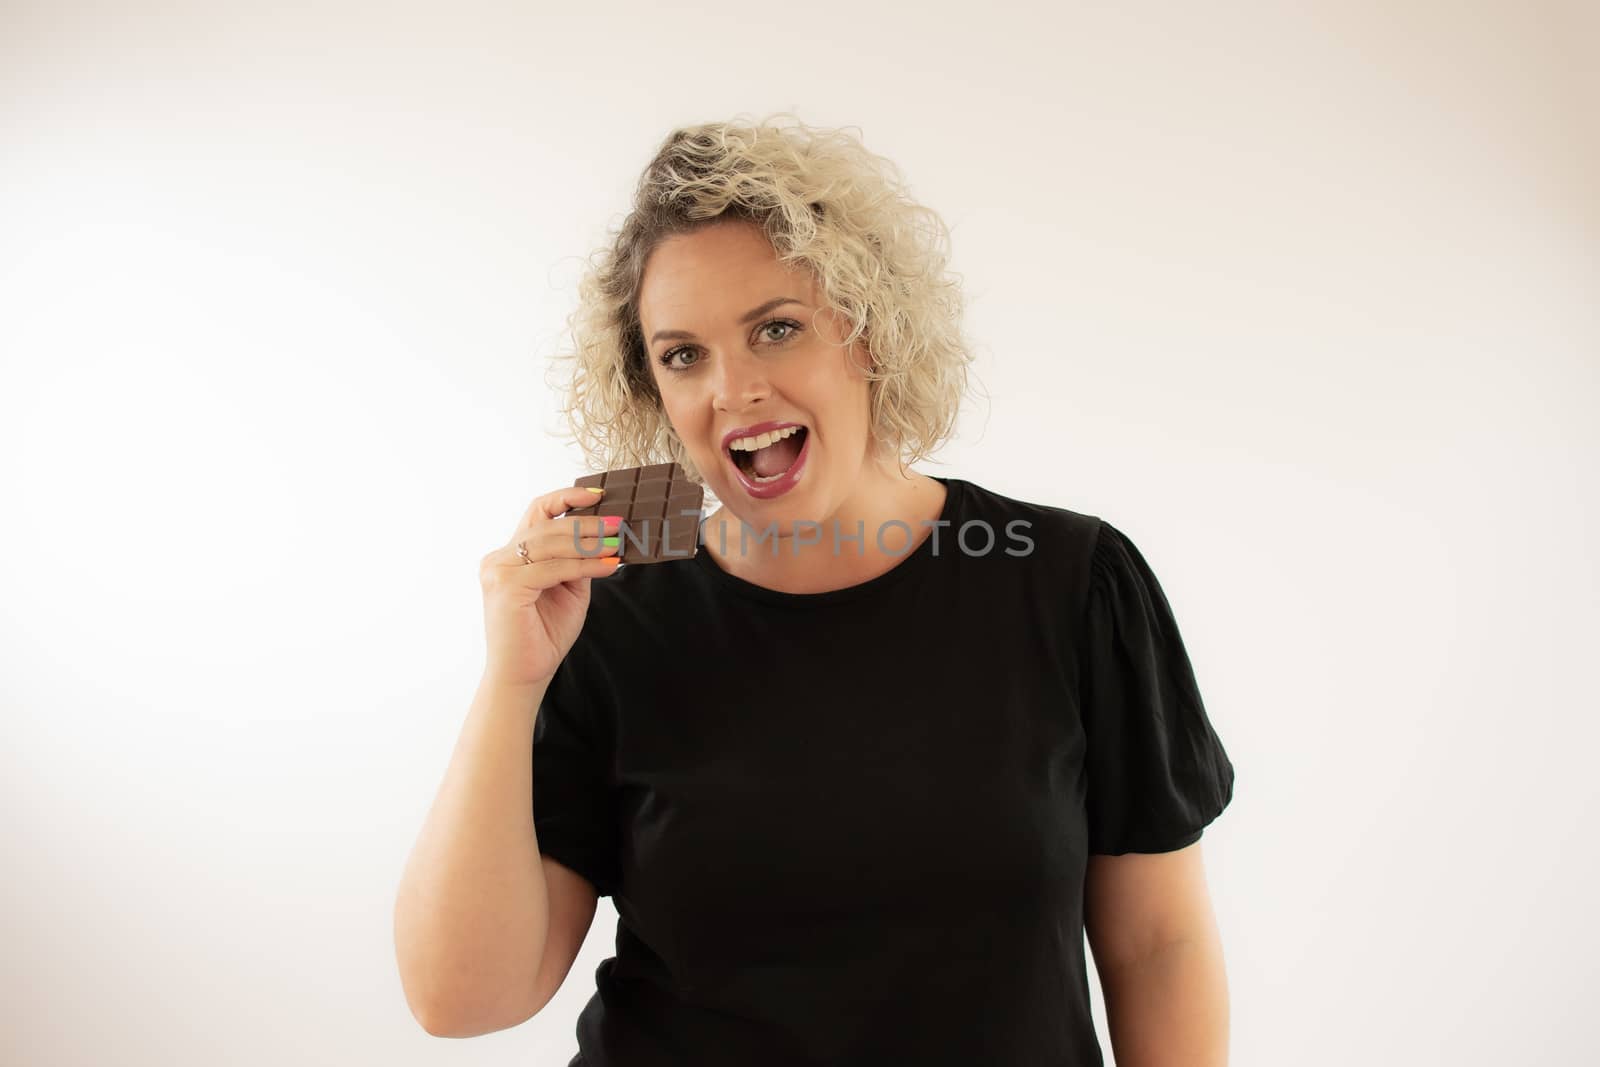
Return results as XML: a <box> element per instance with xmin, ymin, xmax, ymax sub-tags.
<box><xmin>394</xmin><ymin>115</ymin><xmax>1236</xmax><ymax>1066</ymax></box>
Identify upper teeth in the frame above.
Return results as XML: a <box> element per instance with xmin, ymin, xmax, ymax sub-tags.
<box><xmin>728</xmin><ymin>426</ymin><xmax>803</xmax><ymax>452</ymax></box>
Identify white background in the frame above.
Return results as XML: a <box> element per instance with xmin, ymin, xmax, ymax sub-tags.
<box><xmin>3</xmin><ymin>2</ymin><xmax>1596</xmax><ymax>1064</ymax></box>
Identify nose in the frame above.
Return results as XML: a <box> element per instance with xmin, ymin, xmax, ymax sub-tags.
<box><xmin>711</xmin><ymin>347</ymin><xmax>771</xmax><ymax>413</ymax></box>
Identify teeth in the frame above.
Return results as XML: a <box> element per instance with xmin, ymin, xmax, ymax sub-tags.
<box><xmin>728</xmin><ymin>425</ymin><xmax>802</xmax><ymax>452</ymax></box>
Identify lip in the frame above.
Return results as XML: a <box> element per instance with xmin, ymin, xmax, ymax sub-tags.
<box><xmin>720</xmin><ymin>420</ymin><xmax>805</xmax><ymax>452</ymax></box>
<box><xmin>724</xmin><ymin>422</ymin><xmax>810</xmax><ymax>501</ymax></box>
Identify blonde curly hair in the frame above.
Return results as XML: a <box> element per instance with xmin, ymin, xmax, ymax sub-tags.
<box><xmin>547</xmin><ymin>111</ymin><xmax>978</xmax><ymax>492</ymax></box>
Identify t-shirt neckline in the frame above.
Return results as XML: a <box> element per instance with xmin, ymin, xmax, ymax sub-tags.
<box><xmin>690</xmin><ymin>476</ymin><xmax>964</xmax><ymax>608</ymax></box>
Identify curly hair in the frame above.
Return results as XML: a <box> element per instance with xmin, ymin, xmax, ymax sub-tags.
<box><xmin>546</xmin><ymin>111</ymin><xmax>978</xmax><ymax>492</ymax></box>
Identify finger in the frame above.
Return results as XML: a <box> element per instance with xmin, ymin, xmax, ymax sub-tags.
<box><xmin>528</xmin><ymin>513</ymin><xmax>620</xmax><ymax>543</ymax></box>
<box><xmin>496</xmin><ymin>528</ymin><xmax>621</xmax><ymax>569</ymax></box>
<box><xmin>481</xmin><ymin>537</ymin><xmax>619</xmax><ymax>587</ymax></box>
<box><xmin>512</xmin><ymin>485</ymin><xmax>606</xmax><ymax>540</ymax></box>
<box><xmin>519</xmin><ymin>552</ymin><xmax>624</xmax><ymax>587</ymax></box>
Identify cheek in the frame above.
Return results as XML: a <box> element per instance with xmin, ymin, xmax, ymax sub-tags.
<box><xmin>655</xmin><ymin>390</ymin><xmax>710</xmax><ymax>451</ymax></box>
<box><xmin>835</xmin><ymin>351</ymin><xmax>874</xmax><ymax>409</ymax></box>
<box><xmin>834</xmin><ymin>340</ymin><xmax>873</xmax><ymax>391</ymax></box>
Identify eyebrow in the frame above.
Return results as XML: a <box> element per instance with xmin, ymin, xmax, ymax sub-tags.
<box><xmin>647</xmin><ymin>296</ymin><xmax>806</xmax><ymax>346</ymax></box>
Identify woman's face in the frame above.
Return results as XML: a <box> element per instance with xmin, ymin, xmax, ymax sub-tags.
<box><xmin>637</xmin><ymin>219</ymin><xmax>875</xmax><ymax>529</ymax></box>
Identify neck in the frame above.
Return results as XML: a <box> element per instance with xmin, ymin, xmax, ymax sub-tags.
<box><xmin>701</xmin><ymin>455</ymin><xmax>947</xmax><ymax>595</ymax></box>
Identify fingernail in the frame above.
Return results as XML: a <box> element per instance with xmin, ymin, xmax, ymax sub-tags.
<box><xmin>586</xmin><ymin>487</ymin><xmax>604</xmax><ymax>494</ymax></box>
<box><xmin>602</xmin><ymin>515</ymin><xmax>623</xmax><ymax>533</ymax></box>
<box><xmin>602</xmin><ymin>536</ymin><xmax>620</xmax><ymax>547</ymax></box>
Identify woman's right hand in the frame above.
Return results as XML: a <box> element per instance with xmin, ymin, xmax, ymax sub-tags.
<box><xmin>479</xmin><ymin>486</ymin><xmax>622</xmax><ymax>689</ymax></box>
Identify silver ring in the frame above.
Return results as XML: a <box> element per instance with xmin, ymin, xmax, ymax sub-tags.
<box><xmin>516</xmin><ymin>540</ymin><xmax>531</xmax><ymax>564</ymax></box>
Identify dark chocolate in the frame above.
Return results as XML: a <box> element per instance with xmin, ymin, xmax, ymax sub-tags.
<box><xmin>568</xmin><ymin>461</ymin><xmax>703</xmax><ymax>565</ymax></box>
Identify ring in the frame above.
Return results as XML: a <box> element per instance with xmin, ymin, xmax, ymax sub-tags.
<box><xmin>516</xmin><ymin>540</ymin><xmax>531</xmax><ymax>564</ymax></box>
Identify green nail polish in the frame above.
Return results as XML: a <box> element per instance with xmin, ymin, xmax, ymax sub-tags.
<box><xmin>602</xmin><ymin>536</ymin><xmax>619</xmax><ymax>547</ymax></box>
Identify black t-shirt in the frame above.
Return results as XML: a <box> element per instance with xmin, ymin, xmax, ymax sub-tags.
<box><xmin>532</xmin><ymin>475</ymin><xmax>1235</xmax><ymax>1066</ymax></box>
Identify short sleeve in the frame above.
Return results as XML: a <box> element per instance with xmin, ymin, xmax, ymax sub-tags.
<box><xmin>532</xmin><ymin>648</ymin><xmax>622</xmax><ymax>897</ymax></box>
<box><xmin>1079</xmin><ymin>520</ymin><xmax>1235</xmax><ymax>856</ymax></box>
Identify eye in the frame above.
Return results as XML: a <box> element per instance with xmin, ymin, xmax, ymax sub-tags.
<box><xmin>657</xmin><ymin>318</ymin><xmax>804</xmax><ymax>372</ymax></box>
<box><xmin>658</xmin><ymin>346</ymin><xmax>702</xmax><ymax>371</ymax></box>
<box><xmin>759</xmin><ymin>320</ymin><xmax>799</xmax><ymax>344</ymax></box>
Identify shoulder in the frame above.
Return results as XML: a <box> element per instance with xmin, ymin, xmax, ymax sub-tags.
<box><xmin>933</xmin><ymin>477</ymin><xmax>1112</xmax><ymax>631</ymax></box>
<box><xmin>943</xmin><ymin>479</ymin><xmax>1188</xmax><ymax>627</ymax></box>
<box><xmin>1081</xmin><ymin>518</ymin><xmax>1181</xmax><ymax>603</ymax></box>
<box><xmin>947</xmin><ymin>475</ymin><xmax>1104</xmax><ymax>568</ymax></box>
<box><xmin>953</xmin><ymin>479</ymin><xmax>1159</xmax><ymax>592</ymax></box>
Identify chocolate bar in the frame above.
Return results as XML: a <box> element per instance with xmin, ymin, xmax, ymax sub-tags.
<box><xmin>568</xmin><ymin>461</ymin><xmax>703</xmax><ymax>565</ymax></box>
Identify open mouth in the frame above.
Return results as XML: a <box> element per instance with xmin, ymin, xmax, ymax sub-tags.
<box><xmin>728</xmin><ymin>425</ymin><xmax>808</xmax><ymax>484</ymax></box>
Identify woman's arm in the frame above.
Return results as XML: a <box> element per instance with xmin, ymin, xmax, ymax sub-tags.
<box><xmin>393</xmin><ymin>674</ymin><xmax>554</xmax><ymax>1037</ymax></box>
<box><xmin>1084</xmin><ymin>841</ymin><xmax>1230</xmax><ymax>1067</ymax></box>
